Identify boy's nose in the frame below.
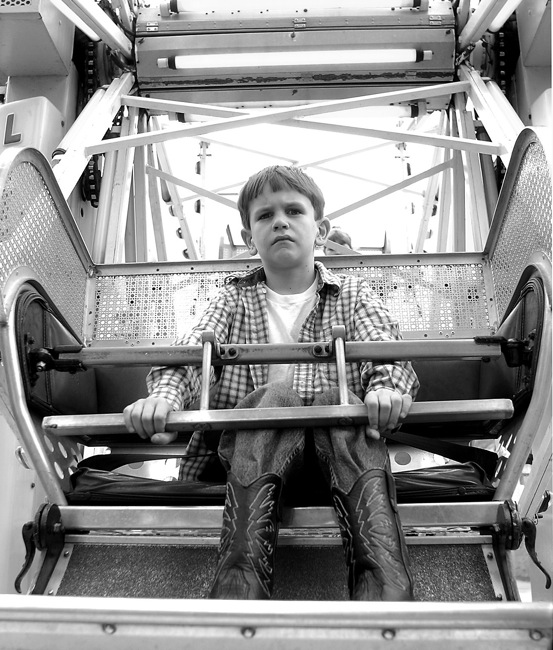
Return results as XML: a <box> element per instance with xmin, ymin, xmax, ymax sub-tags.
<box><xmin>272</xmin><ymin>212</ymin><xmax>289</xmax><ymax>229</ymax></box>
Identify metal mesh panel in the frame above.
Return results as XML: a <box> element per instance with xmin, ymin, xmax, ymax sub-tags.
<box><xmin>0</xmin><ymin>161</ymin><xmax>87</xmax><ymax>335</ymax></box>
<box><xmin>93</xmin><ymin>263</ymin><xmax>491</xmax><ymax>342</ymax></box>
<box><xmin>94</xmin><ymin>272</ymin><xmax>228</xmax><ymax>342</ymax></box>
<box><xmin>0</xmin><ymin>0</ymin><xmax>33</xmax><ymax>6</ymax></box>
<box><xmin>490</xmin><ymin>141</ymin><xmax>552</xmax><ymax>320</ymax></box>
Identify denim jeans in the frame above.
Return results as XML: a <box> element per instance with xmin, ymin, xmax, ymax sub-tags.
<box><xmin>218</xmin><ymin>382</ymin><xmax>389</xmax><ymax>492</ymax></box>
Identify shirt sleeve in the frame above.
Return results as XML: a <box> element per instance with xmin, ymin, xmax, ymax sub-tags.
<box><xmin>146</xmin><ymin>285</ymin><xmax>237</xmax><ymax>411</ymax></box>
<box><xmin>353</xmin><ymin>281</ymin><xmax>420</xmax><ymax>399</ymax></box>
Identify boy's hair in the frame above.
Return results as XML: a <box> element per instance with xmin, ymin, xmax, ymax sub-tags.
<box><xmin>238</xmin><ymin>165</ymin><xmax>325</xmax><ymax>229</ymax></box>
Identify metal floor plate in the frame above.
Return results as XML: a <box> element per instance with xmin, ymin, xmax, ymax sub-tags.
<box><xmin>55</xmin><ymin>543</ymin><xmax>497</xmax><ymax>601</ymax></box>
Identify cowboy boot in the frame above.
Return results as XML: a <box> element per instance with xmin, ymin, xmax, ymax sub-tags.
<box><xmin>332</xmin><ymin>468</ymin><xmax>414</xmax><ymax>601</ymax></box>
<box><xmin>209</xmin><ymin>471</ymin><xmax>282</xmax><ymax>599</ymax></box>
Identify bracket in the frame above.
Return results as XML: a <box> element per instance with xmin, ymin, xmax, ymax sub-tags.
<box><xmin>474</xmin><ymin>334</ymin><xmax>534</xmax><ymax>367</ymax></box>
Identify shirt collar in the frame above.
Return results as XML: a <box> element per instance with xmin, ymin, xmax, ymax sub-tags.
<box><xmin>225</xmin><ymin>261</ymin><xmax>342</xmax><ymax>295</ymax></box>
<box><xmin>314</xmin><ymin>261</ymin><xmax>342</xmax><ymax>295</ymax></box>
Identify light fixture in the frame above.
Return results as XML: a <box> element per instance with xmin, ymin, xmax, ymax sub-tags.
<box><xmin>161</xmin><ymin>0</ymin><xmax>423</xmax><ymax>15</ymax></box>
<box><xmin>158</xmin><ymin>49</ymin><xmax>433</xmax><ymax>70</ymax></box>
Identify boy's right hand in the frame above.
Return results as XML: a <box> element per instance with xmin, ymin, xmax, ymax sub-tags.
<box><xmin>123</xmin><ymin>397</ymin><xmax>177</xmax><ymax>445</ymax></box>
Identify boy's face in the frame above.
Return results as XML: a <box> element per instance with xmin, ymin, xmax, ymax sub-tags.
<box><xmin>241</xmin><ymin>184</ymin><xmax>329</xmax><ymax>273</ymax></box>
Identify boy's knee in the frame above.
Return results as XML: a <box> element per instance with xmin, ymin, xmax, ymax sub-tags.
<box><xmin>239</xmin><ymin>382</ymin><xmax>303</xmax><ymax>409</ymax></box>
<box><xmin>312</xmin><ymin>387</ymin><xmax>363</xmax><ymax>407</ymax></box>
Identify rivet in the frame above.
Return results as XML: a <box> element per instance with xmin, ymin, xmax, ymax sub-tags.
<box><xmin>242</xmin><ymin>627</ymin><xmax>256</xmax><ymax>639</ymax></box>
<box><xmin>382</xmin><ymin>629</ymin><xmax>396</xmax><ymax>640</ymax></box>
<box><xmin>487</xmin><ymin>552</ymin><xmax>494</xmax><ymax>559</ymax></box>
<box><xmin>102</xmin><ymin>624</ymin><xmax>116</xmax><ymax>635</ymax></box>
<box><xmin>529</xmin><ymin>630</ymin><xmax>544</xmax><ymax>641</ymax></box>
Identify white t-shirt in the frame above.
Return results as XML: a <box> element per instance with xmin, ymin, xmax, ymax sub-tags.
<box><xmin>265</xmin><ymin>279</ymin><xmax>318</xmax><ymax>385</ymax></box>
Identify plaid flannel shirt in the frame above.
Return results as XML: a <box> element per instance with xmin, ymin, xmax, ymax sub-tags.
<box><xmin>147</xmin><ymin>262</ymin><xmax>420</xmax><ymax>479</ymax></box>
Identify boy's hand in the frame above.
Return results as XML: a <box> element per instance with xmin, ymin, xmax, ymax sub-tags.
<box><xmin>364</xmin><ymin>389</ymin><xmax>412</xmax><ymax>440</ymax></box>
<box><xmin>123</xmin><ymin>397</ymin><xmax>177</xmax><ymax>445</ymax></box>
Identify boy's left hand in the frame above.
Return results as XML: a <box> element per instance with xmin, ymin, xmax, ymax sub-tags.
<box><xmin>364</xmin><ymin>389</ymin><xmax>412</xmax><ymax>440</ymax></box>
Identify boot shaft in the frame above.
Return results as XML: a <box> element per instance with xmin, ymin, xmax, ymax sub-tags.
<box><xmin>211</xmin><ymin>472</ymin><xmax>282</xmax><ymax>599</ymax></box>
<box><xmin>332</xmin><ymin>468</ymin><xmax>414</xmax><ymax>600</ymax></box>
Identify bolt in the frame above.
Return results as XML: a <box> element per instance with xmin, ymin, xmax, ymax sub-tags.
<box><xmin>529</xmin><ymin>630</ymin><xmax>544</xmax><ymax>641</ymax></box>
<box><xmin>242</xmin><ymin>627</ymin><xmax>255</xmax><ymax>639</ymax></box>
<box><xmin>103</xmin><ymin>624</ymin><xmax>116</xmax><ymax>635</ymax></box>
<box><xmin>382</xmin><ymin>629</ymin><xmax>396</xmax><ymax>640</ymax></box>
<box><xmin>487</xmin><ymin>552</ymin><xmax>494</xmax><ymax>559</ymax></box>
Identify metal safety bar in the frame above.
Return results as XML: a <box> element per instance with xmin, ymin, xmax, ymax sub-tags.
<box><xmin>43</xmin><ymin>399</ymin><xmax>514</xmax><ymax>438</ymax></box>
<box><xmin>42</xmin><ymin>326</ymin><xmax>513</xmax><ymax>437</ymax></box>
<box><xmin>40</xmin><ymin>336</ymin><xmax>503</xmax><ymax>369</ymax></box>
<box><xmin>57</xmin><ymin>501</ymin><xmax>511</xmax><ymax>531</ymax></box>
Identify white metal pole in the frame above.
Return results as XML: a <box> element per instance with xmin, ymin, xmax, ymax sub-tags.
<box><xmin>134</xmin><ymin>113</ymin><xmax>149</xmax><ymax>263</ymax></box>
<box><xmin>104</xmin><ymin>107</ymin><xmax>138</xmax><ymax>263</ymax></box>
<box><xmin>91</xmin><ymin>149</ymin><xmax>117</xmax><ymax>264</ymax></box>
<box><xmin>454</xmin><ymin>94</ymin><xmax>489</xmax><ymax>251</ymax></box>
<box><xmin>450</xmin><ymin>109</ymin><xmax>466</xmax><ymax>252</ymax></box>
<box><xmin>49</xmin><ymin>0</ymin><xmax>133</xmax><ymax>59</ymax></box>
<box><xmin>415</xmin><ymin>112</ymin><xmax>446</xmax><ymax>253</ymax></box>
<box><xmin>151</xmin><ymin>117</ymin><xmax>199</xmax><ymax>260</ymax></box>
<box><xmin>458</xmin><ymin>0</ymin><xmax>511</xmax><ymax>51</ymax></box>
<box><xmin>53</xmin><ymin>72</ymin><xmax>134</xmax><ymax>200</ymax></box>
<box><xmin>147</xmin><ymin>142</ymin><xmax>168</xmax><ymax>262</ymax></box>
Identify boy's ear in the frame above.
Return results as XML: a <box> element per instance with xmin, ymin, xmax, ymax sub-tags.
<box><xmin>315</xmin><ymin>218</ymin><xmax>331</xmax><ymax>247</ymax></box>
<box><xmin>241</xmin><ymin>228</ymin><xmax>258</xmax><ymax>255</ymax></box>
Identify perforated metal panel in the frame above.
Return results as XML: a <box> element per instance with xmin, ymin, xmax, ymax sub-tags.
<box><xmin>490</xmin><ymin>141</ymin><xmax>552</xmax><ymax>320</ymax></box>
<box><xmin>42</xmin><ymin>429</ymin><xmax>82</xmax><ymax>493</ymax></box>
<box><xmin>0</xmin><ymin>161</ymin><xmax>87</xmax><ymax>335</ymax></box>
<box><xmin>0</xmin><ymin>0</ymin><xmax>33</xmax><ymax>6</ymax></box>
<box><xmin>93</xmin><ymin>262</ymin><xmax>491</xmax><ymax>342</ymax></box>
<box><xmin>94</xmin><ymin>271</ymin><xmax>228</xmax><ymax>342</ymax></box>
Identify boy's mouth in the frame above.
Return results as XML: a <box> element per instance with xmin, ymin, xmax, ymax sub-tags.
<box><xmin>273</xmin><ymin>235</ymin><xmax>293</xmax><ymax>244</ymax></box>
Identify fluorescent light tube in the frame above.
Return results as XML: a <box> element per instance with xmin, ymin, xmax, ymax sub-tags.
<box><xmin>162</xmin><ymin>0</ymin><xmax>420</xmax><ymax>14</ymax></box>
<box><xmin>158</xmin><ymin>49</ymin><xmax>432</xmax><ymax>69</ymax></box>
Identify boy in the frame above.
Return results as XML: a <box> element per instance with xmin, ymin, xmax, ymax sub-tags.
<box><xmin>124</xmin><ymin>165</ymin><xmax>419</xmax><ymax>601</ymax></box>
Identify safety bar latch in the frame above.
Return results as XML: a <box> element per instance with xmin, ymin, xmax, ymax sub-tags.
<box><xmin>474</xmin><ymin>334</ymin><xmax>534</xmax><ymax>368</ymax></box>
<box><xmin>14</xmin><ymin>503</ymin><xmax>65</xmax><ymax>594</ymax></box>
<box><xmin>29</xmin><ymin>345</ymin><xmax>86</xmax><ymax>381</ymax></box>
